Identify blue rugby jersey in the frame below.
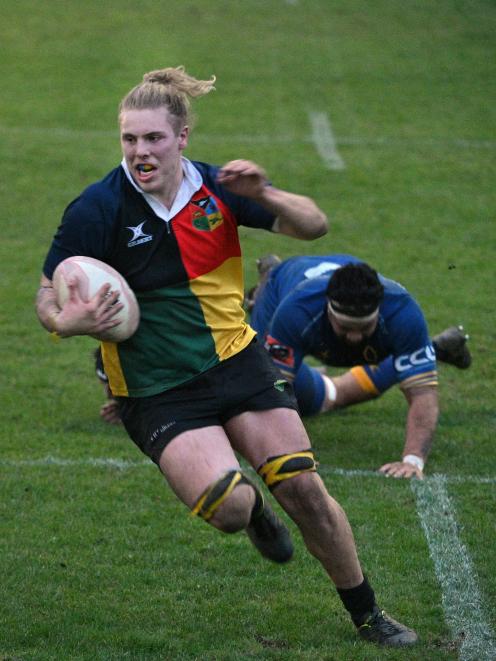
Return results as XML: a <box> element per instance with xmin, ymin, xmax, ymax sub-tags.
<box><xmin>250</xmin><ymin>255</ymin><xmax>437</xmax><ymax>414</ymax></box>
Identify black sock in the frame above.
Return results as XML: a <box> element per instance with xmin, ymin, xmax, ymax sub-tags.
<box><xmin>337</xmin><ymin>576</ymin><xmax>376</xmax><ymax>627</ymax></box>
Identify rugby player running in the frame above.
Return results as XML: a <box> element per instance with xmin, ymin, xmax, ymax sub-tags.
<box><xmin>36</xmin><ymin>66</ymin><xmax>418</xmax><ymax>647</ymax></box>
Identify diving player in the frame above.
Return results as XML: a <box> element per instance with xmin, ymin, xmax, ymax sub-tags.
<box><xmin>249</xmin><ymin>254</ymin><xmax>472</xmax><ymax>480</ymax></box>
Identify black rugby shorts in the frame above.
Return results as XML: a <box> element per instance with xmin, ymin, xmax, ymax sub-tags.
<box><xmin>118</xmin><ymin>340</ymin><xmax>298</xmax><ymax>464</ymax></box>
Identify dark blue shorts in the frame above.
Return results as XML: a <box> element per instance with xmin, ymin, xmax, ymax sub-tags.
<box><xmin>118</xmin><ymin>340</ymin><xmax>298</xmax><ymax>464</ymax></box>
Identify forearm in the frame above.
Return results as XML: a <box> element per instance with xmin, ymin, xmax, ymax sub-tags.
<box><xmin>402</xmin><ymin>387</ymin><xmax>439</xmax><ymax>465</ymax></box>
<box><xmin>379</xmin><ymin>386</ymin><xmax>438</xmax><ymax>479</ymax></box>
<box><xmin>217</xmin><ymin>159</ymin><xmax>328</xmax><ymax>240</ymax></box>
<box><xmin>258</xmin><ymin>187</ymin><xmax>328</xmax><ymax>240</ymax></box>
<box><xmin>36</xmin><ymin>278</ymin><xmax>61</xmax><ymax>333</ymax></box>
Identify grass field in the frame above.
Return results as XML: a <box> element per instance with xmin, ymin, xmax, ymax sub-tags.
<box><xmin>1</xmin><ymin>1</ymin><xmax>495</xmax><ymax>659</ymax></box>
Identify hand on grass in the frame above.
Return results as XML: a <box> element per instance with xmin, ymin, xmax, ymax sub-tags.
<box><xmin>378</xmin><ymin>460</ymin><xmax>424</xmax><ymax>480</ymax></box>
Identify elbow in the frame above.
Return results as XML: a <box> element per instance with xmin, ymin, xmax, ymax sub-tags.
<box><xmin>301</xmin><ymin>212</ymin><xmax>329</xmax><ymax>241</ymax></box>
<box><xmin>275</xmin><ymin>210</ymin><xmax>329</xmax><ymax>240</ymax></box>
<box><xmin>315</xmin><ymin>214</ymin><xmax>329</xmax><ymax>238</ymax></box>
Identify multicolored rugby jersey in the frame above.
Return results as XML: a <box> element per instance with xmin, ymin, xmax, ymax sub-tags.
<box><xmin>250</xmin><ymin>255</ymin><xmax>438</xmax><ymax>415</ymax></box>
<box><xmin>43</xmin><ymin>159</ymin><xmax>276</xmax><ymax>397</ymax></box>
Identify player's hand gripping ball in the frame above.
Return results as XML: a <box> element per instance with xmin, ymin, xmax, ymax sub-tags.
<box><xmin>53</xmin><ymin>256</ymin><xmax>140</xmax><ymax>342</ymax></box>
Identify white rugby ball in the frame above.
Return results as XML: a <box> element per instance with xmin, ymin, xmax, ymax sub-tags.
<box><xmin>52</xmin><ymin>256</ymin><xmax>140</xmax><ymax>342</ymax></box>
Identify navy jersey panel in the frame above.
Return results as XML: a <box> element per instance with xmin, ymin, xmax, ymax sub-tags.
<box><xmin>43</xmin><ymin>167</ymin><xmax>126</xmax><ymax>279</ymax></box>
<box><xmin>43</xmin><ymin>161</ymin><xmax>276</xmax><ymax>285</ymax></box>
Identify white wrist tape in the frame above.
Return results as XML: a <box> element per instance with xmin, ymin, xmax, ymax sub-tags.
<box><xmin>402</xmin><ymin>454</ymin><xmax>424</xmax><ymax>471</ymax></box>
<box><xmin>322</xmin><ymin>374</ymin><xmax>337</xmax><ymax>402</ymax></box>
<box><xmin>319</xmin><ymin>374</ymin><xmax>337</xmax><ymax>413</ymax></box>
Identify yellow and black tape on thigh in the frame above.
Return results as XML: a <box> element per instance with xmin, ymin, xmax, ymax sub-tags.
<box><xmin>190</xmin><ymin>470</ymin><xmax>263</xmax><ymax>522</ymax></box>
<box><xmin>257</xmin><ymin>450</ymin><xmax>318</xmax><ymax>491</ymax></box>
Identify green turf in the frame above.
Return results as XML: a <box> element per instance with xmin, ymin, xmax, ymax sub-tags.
<box><xmin>1</xmin><ymin>0</ymin><xmax>495</xmax><ymax>659</ymax></box>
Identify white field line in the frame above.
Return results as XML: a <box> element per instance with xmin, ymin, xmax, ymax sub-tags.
<box><xmin>1</xmin><ymin>456</ymin><xmax>495</xmax><ymax>486</ymax></box>
<box><xmin>0</xmin><ymin>456</ymin><xmax>150</xmax><ymax>469</ymax></box>
<box><xmin>0</xmin><ymin>124</ymin><xmax>494</xmax><ymax>150</ymax></box>
<box><xmin>308</xmin><ymin>111</ymin><xmax>346</xmax><ymax>170</ymax></box>
<box><xmin>412</xmin><ymin>476</ymin><xmax>496</xmax><ymax>661</ymax></box>
<box><xmin>318</xmin><ymin>466</ymin><xmax>496</xmax><ymax>485</ymax></box>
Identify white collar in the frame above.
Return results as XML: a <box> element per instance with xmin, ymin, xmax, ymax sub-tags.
<box><xmin>120</xmin><ymin>156</ymin><xmax>203</xmax><ymax>222</ymax></box>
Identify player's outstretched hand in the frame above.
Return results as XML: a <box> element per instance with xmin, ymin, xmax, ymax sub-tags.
<box><xmin>378</xmin><ymin>460</ymin><xmax>424</xmax><ymax>480</ymax></box>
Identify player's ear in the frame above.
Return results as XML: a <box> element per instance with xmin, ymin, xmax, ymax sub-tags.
<box><xmin>178</xmin><ymin>125</ymin><xmax>189</xmax><ymax>149</ymax></box>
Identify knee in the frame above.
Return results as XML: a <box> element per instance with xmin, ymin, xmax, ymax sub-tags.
<box><xmin>209</xmin><ymin>484</ymin><xmax>254</xmax><ymax>533</ymax></box>
<box><xmin>274</xmin><ymin>471</ymin><xmax>344</xmax><ymax>533</ymax></box>
<box><xmin>276</xmin><ymin>472</ymin><xmax>349</xmax><ymax>534</ymax></box>
<box><xmin>190</xmin><ymin>470</ymin><xmax>258</xmax><ymax>534</ymax></box>
<box><xmin>276</xmin><ymin>471</ymin><xmax>324</xmax><ymax>510</ymax></box>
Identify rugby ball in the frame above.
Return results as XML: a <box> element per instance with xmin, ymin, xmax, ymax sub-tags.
<box><xmin>52</xmin><ymin>256</ymin><xmax>140</xmax><ymax>342</ymax></box>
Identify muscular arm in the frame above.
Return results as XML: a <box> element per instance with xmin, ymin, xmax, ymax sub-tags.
<box><xmin>259</xmin><ymin>187</ymin><xmax>328</xmax><ymax>240</ymax></box>
<box><xmin>36</xmin><ymin>274</ymin><xmax>64</xmax><ymax>333</ymax></box>
<box><xmin>379</xmin><ymin>386</ymin><xmax>439</xmax><ymax>479</ymax></box>
<box><xmin>217</xmin><ymin>159</ymin><xmax>328</xmax><ymax>240</ymax></box>
<box><xmin>317</xmin><ymin>370</ymin><xmax>438</xmax><ymax>479</ymax></box>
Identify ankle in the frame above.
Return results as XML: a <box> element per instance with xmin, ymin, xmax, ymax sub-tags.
<box><xmin>337</xmin><ymin>576</ymin><xmax>377</xmax><ymax>627</ymax></box>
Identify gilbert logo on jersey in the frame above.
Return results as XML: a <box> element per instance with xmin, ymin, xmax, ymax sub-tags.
<box><xmin>192</xmin><ymin>196</ymin><xmax>224</xmax><ymax>231</ymax></box>
<box><xmin>126</xmin><ymin>221</ymin><xmax>153</xmax><ymax>247</ymax></box>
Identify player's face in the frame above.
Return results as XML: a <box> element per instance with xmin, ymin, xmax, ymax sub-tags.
<box><xmin>328</xmin><ymin>307</ymin><xmax>378</xmax><ymax>345</ymax></box>
<box><xmin>120</xmin><ymin>108</ymin><xmax>189</xmax><ymax>203</ymax></box>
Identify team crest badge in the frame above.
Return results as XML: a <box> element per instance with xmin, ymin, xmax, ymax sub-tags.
<box><xmin>192</xmin><ymin>196</ymin><xmax>224</xmax><ymax>231</ymax></box>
